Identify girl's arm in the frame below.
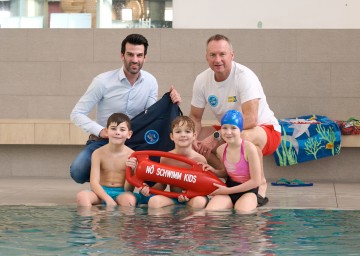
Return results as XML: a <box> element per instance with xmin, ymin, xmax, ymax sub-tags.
<box><xmin>202</xmin><ymin>145</ymin><xmax>227</xmax><ymax>178</ymax></box>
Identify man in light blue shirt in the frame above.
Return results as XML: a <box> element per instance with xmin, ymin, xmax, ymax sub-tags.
<box><xmin>70</xmin><ymin>34</ymin><xmax>181</xmax><ymax>184</ymax></box>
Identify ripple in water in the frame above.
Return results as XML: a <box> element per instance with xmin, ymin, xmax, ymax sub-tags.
<box><xmin>0</xmin><ymin>206</ymin><xmax>359</xmax><ymax>255</ymax></box>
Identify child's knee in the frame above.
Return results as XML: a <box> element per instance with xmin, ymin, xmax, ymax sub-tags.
<box><xmin>189</xmin><ymin>196</ymin><xmax>208</xmax><ymax>209</ymax></box>
<box><xmin>148</xmin><ymin>196</ymin><xmax>162</xmax><ymax>208</ymax></box>
<box><xmin>117</xmin><ymin>192</ymin><xmax>137</xmax><ymax>206</ymax></box>
<box><xmin>76</xmin><ymin>191</ymin><xmax>90</xmax><ymax>206</ymax></box>
<box><xmin>148</xmin><ymin>195</ymin><xmax>171</xmax><ymax>208</ymax></box>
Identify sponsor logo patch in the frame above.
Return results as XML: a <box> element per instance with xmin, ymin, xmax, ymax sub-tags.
<box><xmin>228</xmin><ymin>96</ymin><xmax>237</xmax><ymax>102</ymax></box>
<box><xmin>208</xmin><ymin>95</ymin><xmax>218</xmax><ymax>107</ymax></box>
<box><xmin>144</xmin><ymin>130</ymin><xmax>159</xmax><ymax>144</ymax></box>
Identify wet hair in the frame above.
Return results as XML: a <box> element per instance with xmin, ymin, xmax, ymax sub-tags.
<box><xmin>121</xmin><ymin>34</ymin><xmax>149</xmax><ymax>56</ymax></box>
<box><xmin>107</xmin><ymin>113</ymin><xmax>131</xmax><ymax>130</ymax></box>
<box><xmin>171</xmin><ymin>116</ymin><xmax>195</xmax><ymax>133</ymax></box>
<box><xmin>206</xmin><ymin>34</ymin><xmax>233</xmax><ymax>50</ymax></box>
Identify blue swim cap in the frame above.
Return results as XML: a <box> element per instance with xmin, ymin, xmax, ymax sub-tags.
<box><xmin>221</xmin><ymin>110</ymin><xmax>243</xmax><ymax>131</ymax></box>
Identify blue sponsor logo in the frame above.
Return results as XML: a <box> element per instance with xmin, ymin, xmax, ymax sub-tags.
<box><xmin>208</xmin><ymin>95</ymin><xmax>218</xmax><ymax>107</ymax></box>
<box><xmin>144</xmin><ymin>130</ymin><xmax>159</xmax><ymax>145</ymax></box>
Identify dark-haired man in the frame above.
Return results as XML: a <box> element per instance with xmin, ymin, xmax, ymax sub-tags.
<box><xmin>70</xmin><ymin>34</ymin><xmax>181</xmax><ymax>184</ymax></box>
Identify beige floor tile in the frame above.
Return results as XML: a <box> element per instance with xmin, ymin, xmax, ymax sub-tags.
<box><xmin>266</xmin><ymin>182</ymin><xmax>337</xmax><ymax>209</ymax></box>
<box><xmin>0</xmin><ymin>178</ymin><xmax>359</xmax><ymax>210</ymax></box>
<box><xmin>0</xmin><ymin>177</ymin><xmax>88</xmax><ymax>206</ymax></box>
<box><xmin>336</xmin><ymin>195</ymin><xmax>360</xmax><ymax>210</ymax></box>
<box><xmin>334</xmin><ymin>183</ymin><xmax>360</xmax><ymax>196</ymax></box>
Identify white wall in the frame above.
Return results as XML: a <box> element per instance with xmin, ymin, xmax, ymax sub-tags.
<box><xmin>173</xmin><ymin>0</ymin><xmax>360</xmax><ymax>28</ymax></box>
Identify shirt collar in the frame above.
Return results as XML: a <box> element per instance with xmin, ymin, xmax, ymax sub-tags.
<box><xmin>119</xmin><ymin>66</ymin><xmax>143</xmax><ymax>83</ymax></box>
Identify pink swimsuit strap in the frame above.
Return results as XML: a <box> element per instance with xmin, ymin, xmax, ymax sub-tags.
<box><xmin>223</xmin><ymin>140</ymin><xmax>250</xmax><ymax>183</ymax></box>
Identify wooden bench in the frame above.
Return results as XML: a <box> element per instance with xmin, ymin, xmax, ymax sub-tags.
<box><xmin>0</xmin><ymin>119</ymin><xmax>88</xmax><ymax>145</ymax></box>
<box><xmin>0</xmin><ymin>119</ymin><xmax>358</xmax><ymax>147</ymax></box>
<box><xmin>341</xmin><ymin>135</ymin><xmax>360</xmax><ymax>147</ymax></box>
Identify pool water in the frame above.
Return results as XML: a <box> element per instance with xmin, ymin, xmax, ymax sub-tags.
<box><xmin>0</xmin><ymin>205</ymin><xmax>359</xmax><ymax>255</ymax></box>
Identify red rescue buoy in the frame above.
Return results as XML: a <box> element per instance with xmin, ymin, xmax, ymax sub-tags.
<box><xmin>126</xmin><ymin>150</ymin><xmax>225</xmax><ymax>198</ymax></box>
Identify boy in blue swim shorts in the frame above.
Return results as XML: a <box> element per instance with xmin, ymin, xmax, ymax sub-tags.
<box><xmin>76</xmin><ymin>113</ymin><xmax>138</xmax><ymax>207</ymax></box>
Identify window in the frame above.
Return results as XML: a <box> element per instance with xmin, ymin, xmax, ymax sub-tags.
<box><xmin>112</xmin><ymin>0</ymin><xmax>172</xmax><ymax>28</ymax></box>
<box><xmin>0</xmin><ymin>0</ymin><xmax>172</xmax><ymax>29</ymax></box>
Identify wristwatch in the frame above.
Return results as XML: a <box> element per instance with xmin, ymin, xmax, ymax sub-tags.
<box><xmin>213</xmin><ymin>131</ymin><xmax>222</xmax><ymax>141</ymax></box>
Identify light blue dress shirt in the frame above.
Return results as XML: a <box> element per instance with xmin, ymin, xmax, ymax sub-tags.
<box><xmin>70</xmin><ymin>66</ymin><xmax>158</xmax><ymax>136</ymax></box>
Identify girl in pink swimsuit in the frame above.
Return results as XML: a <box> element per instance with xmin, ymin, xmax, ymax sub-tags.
<box><xmin>202</xmin><ymin>110</ymin><xmax>262</xmax><ymax>213</ymax></box>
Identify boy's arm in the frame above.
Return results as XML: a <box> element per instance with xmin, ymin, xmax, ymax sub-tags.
<box><xmin>124</xmin><ymin>156</ymin><xmax>137</xmax><ymax>192</ymax></box>
<box><xmin>124</xmin><ymin>180</ymin><xmax>135</xmax><ymax>192</ymax></box>
<box><xmin>90</xmin><ymin>151</ymin><xmax>117</xmax><ymax>206</ymax></box>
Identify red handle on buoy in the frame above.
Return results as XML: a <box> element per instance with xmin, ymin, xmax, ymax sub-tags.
<box><xmin>126</xmin><ymin>150</ymin><xmax>225</xmax><ymax>198</ymax></box>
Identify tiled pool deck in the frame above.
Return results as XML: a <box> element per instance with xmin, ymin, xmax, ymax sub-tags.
<box><xmin>1</xmin><ymin>177</ymin><xmax>359</xmax><ymax>210</ymax></box>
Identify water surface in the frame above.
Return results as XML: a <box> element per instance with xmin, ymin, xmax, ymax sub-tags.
<box><xmin>0</xmin><ymin>205</ymin><xmax>359</xmax><ymax>255</ymax></box>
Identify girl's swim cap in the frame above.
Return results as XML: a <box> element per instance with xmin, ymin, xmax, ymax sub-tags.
<box><xmin>221</xmin><ymin>110</ymin><xmax>243</xmax><ymax>131</ymax></box>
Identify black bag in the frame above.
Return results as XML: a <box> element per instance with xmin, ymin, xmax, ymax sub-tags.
<box><xmin>125</xmin><ymin>92</ymin><xmax>182</xmax><ymax>157</ymax></box>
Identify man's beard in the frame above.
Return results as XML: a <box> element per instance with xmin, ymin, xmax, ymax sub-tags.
<box><xmin>125</xmin><ymin>62</ymin><xmax>142</xmax><ymax>74</ymax></box>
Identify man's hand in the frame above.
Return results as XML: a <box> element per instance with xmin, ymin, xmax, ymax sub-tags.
<box><xmin>98</xmin><ymin>128</ymin><xmax>108</xmax><ymax>139</ymax></box>
<box><xmin>193</xmin><ymin>134</ymin><xmax>218</xmax><ymax>158</ymax></box>
<box><xmin>169</xmin><ymin>85</ymin><xmax>181</xmax><ymax>105</ymax></box>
